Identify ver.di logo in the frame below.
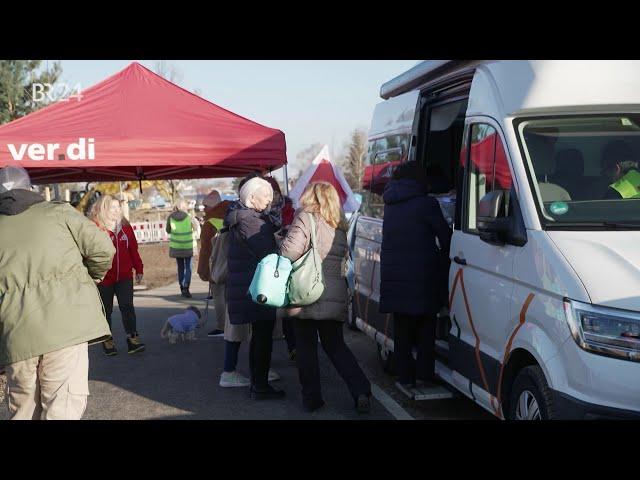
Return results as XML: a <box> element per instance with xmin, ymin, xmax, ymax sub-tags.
<box><xmin>5</xmin><ymin>138</ymin><xmax>95</xmax><ymax>161</ymax></box>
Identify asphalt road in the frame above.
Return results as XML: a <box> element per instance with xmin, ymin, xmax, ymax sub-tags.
<box><xmin>1</xmin><ymin>278</ymin><xmax>493</xmax><ymax>421</ymax></box>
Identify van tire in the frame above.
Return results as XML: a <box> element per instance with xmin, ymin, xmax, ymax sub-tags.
<box><xmin>508</xmin><ymin>365</ymin><xmax>556</xmax><ymax>420</ymax></box>
<box><xmin>377</xmin><ymin>343</ymin><xmax>394</xmax><ymax>374</ymax></box>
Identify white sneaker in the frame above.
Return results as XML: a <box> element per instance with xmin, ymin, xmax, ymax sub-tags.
<box><xmin>268</xmin><ymin>369</ymin><xmax>281</xmax><ymax>382</ymax></box>
<box><xmin>219</xmin><ymin>371</ymin><xmax>250</xmax><ymax>388</ymax></box>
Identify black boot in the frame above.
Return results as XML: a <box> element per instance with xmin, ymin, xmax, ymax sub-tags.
<box><xmin>183</xmin><ymin>287</ymin><xmax>192</xmax><ymax>299</ymax></box>
<box><xmin>356</xmin><ymin>394</ymin><xmax>371</xmax><ymax>414</ymax></box>
<box><xmin>303</xmin><ymin>397</ymin><xmax>325</xmax><ymax>413</ymax></box>
<box><xmin>249</xmin><ymin>384</ymin><xmax>286</xmax><ymax>400</ymax></box>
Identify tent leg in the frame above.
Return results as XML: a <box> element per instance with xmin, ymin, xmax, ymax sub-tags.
<box><xmin>283</xmin><ymin>164</ymin><xmax>290</xmax><ymax>196</ymax></box>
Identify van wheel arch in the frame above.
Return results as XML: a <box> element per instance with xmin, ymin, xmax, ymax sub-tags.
<box><xmin>500</xmin><ymin>348</ymin><xmax>538</xmax><ymax>417</ymax></box>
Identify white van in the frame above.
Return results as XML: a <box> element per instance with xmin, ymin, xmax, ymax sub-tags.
<box><xmin>348</xmin><ymin>60</ymin><xmax>640</xmax><ymax>419</ymax></box>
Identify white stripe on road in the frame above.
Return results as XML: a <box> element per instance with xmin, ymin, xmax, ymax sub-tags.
<box><xmin>371</xmin><ymin>384</ymin><xmax>414</xmax><ymax>420</ymax></box>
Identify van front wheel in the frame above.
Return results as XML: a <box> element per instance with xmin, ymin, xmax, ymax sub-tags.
<box><xmin>508</xmin><ymin>366</ymin><xmax>556</xmax><ymax>420</ymax></box>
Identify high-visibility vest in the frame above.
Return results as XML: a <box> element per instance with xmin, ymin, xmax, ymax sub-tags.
<box><xmin>610</xmin><ymin>169</ymin><xmax>640</xmax><ymax>199</ymax></box>
<box><xmin>207</xmin><ymin>217</ymin><xmax>224</xmax><ymax>231</ymax></box>
<box><xmin>169</xmin><ymin>216</ymin><xmax>194</xmax><ymax>251</ymax></box>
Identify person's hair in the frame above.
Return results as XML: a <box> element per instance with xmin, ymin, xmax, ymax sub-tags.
<box><xmin>239</xmin><ymin>177</ymin><xmax>273</xmax><ymax>210</ymax></box>
<box><xmin>187</xmin><ymin>305</ymin><xmax>202</xmax><ymax>319</ymax></box>
<box><xmin>392</xmin><ymin>160</ymin><xmax>429</xmax><ymax>187</ymax></box>
<box><xmin>264</xmin><ymin>176</ymin><xmax>282</xmax><ymax>196</ymax></box>
<box><xmin>90</xmin><ymin>194</ymin><xmax>120</xmax><ymax>227</ymax></box>
<box><xmin>173</xmin><ymin>198</ymin><xmax>189</xmax><ymax>212</ymax></box>
<box><xmin>602</xmin><ymin>140</ymin><xmax>636</xmax><ymax>173</ymax></box>
<box><xmin>238</xmin><ymin>172</ymin><xmax>263</xmax><ymax>193</ymax></box>
<box><xmin>299</xmin><ymin>182</ymin><xmax>347</xmax><ymax>231</ymax></box>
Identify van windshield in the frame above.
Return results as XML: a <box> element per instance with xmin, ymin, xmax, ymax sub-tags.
<box><xmin>516</xmin><ymin>115</ymin><xmax>640</xmax><ymax>229</ymax></box>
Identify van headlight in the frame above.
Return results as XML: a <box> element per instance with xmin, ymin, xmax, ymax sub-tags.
<box><xmin>564</xmin><ymin>299</ymin><xmax>640</xmax><ymax>362</ymax></box>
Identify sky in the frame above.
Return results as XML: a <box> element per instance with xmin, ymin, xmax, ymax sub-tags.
<box><xmin>51</xmin><ymin>60</ymin><xmax>418</xmax><ymax>179</ymax></box>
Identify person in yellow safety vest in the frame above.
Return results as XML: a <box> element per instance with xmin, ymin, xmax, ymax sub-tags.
<box><xmin>602</xmin><ymin>140</ymin><xmax>640</xmax><ymax>199</ymax></box>
<box><xmin>166</xmin><ymin>199</ymin><xmax>201</xmax><ymax>298</ymax></box>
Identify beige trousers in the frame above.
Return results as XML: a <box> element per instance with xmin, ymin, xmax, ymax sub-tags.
<box><xmin>5</xmin><ymin>342</ymin><xmax>89</xmax><ymax>420</ymax></box>
<box><xmin>211</xmin><ymin>282</ymin><xmax>226</xmax><ymax>332</ymax></box>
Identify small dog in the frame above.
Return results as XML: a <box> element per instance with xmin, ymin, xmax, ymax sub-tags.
<box><xmin>160</xmin><ymin>306</ymin><xmax>204</xmax><ymax>344</ymax></box>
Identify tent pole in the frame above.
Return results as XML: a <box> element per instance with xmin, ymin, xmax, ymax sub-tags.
<box><xmin>283</xmin><ymin>164</ymin><xmax>290</xmax><ymax>196</ymax></box>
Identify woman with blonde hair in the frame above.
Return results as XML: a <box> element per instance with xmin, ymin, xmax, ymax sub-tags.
<box><xmin>281</xmin><ymin>182</ymin><xmax>371</xmax><ymax>413</ymax></box>
<box><xmin>90</xmin><ymin>194</ymin><xmax>145</xmax><ymax>356</ymax></box>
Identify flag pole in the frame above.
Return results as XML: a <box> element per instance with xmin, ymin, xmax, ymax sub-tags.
<box><xmin>283</xmin><ymin>164</ymin><xmax>290</xmax><ymax>196</ymax></box>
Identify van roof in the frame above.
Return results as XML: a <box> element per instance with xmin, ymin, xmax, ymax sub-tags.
<box><xmin>380</xmin><ymin>60</ymin><xmax>479</xmax><ymax>99</ymax></box>
<box><xmin>382</xmin><ymin>61</ymin><xmax>640</xmax><ymax>117</ymax></box>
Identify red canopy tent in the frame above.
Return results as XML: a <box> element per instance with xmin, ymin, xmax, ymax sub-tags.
<box><xmin>0</xmin><ymin>62</ymin><xmax>287</xmax><ymax>184</ymax></box>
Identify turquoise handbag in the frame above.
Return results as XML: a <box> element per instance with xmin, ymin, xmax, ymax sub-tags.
<box><xmin>248</xmin><ymin>253</ymin><xmax>292</xmax><ymax>308</ymax></box>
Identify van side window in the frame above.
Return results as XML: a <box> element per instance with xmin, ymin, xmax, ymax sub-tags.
<box><xmin>360</xmin><ymin>134</ymin><xmax>410</xmax><ymax>219</ymax></box>
<box><xmin>465</xmin><ymin>123</ymin><xmax>512</xmax><ymax>232</ymax></box>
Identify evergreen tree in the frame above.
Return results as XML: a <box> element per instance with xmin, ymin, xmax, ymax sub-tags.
<box><xmin>0</xmin><ymin>60</ymin><xmax>62</xmax><ymax>124</ymax></box>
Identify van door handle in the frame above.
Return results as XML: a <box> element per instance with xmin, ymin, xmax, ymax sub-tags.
<box><xmin>453</xmin><ymin>256</ymin><xmax>467</xmax><ymax>265</ymax></box>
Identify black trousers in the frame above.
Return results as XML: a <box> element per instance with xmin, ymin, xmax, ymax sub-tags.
<box><xmin>249</xmin><ymin>308</ymin><xmax>276</xmax><ymax>389</ymax></box>
<box><xmin>293</xmin><ymin>318</ymin><xmax>370</xmax><ymax>405</ymax></box>
<box><xmin>393</xmin><ymin>313</ymin><xmax>436</xmax><ymax>385</ymax></box>
<box><xmin>282</xmin><ymin>317</ymin><xmax>296</xmax><ymax>353</ymax></box>
<box><xmin>98</xmin><ymin>279</ymin><xmax>137</xmax><ymax>336</ymax></box>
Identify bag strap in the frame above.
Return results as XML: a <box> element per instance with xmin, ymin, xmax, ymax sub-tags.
<box><xmin>306</xmin><ymin>212</ymin><xmax>320</xmax><ymax>273</ymax></box>
<box><xmin>306</xmin><ymin>212</ymin><xmax>317</xmax><ymax>249</ymax></box>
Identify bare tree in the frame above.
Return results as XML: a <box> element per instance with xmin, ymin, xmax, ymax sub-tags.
<box><xmin>295</xmin><ymin>142</ymin><xmax>324</xmax><ymax>173</ymax></box>
<box><xmin>341</xmin><ymin>128</ymin><xmax>368</xmax><ymax>192</ymax></box>
<box><xmin>154</xmin><ymin>61</ymin><xmax>183</xmax><ymax>85</ymax></box>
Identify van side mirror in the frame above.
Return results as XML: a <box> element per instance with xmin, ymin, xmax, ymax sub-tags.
<box><xmin>477</xmin><ymin>191</ymin><xmax>510</xmax><ymax>245</ymax></box>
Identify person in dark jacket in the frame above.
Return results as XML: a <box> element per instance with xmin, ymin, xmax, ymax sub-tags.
<box><xmin>379</xmin><ymin>161</ymin><xmax>452</xmax><ymax>387</ymax></box>
<box><xmin>90</xmin><ymin>194</ymin><xmax>146</xmax><ymax>356</ymax></box>
<box><xmin>264</xmin><ymin>176</ymin><xmax>297</xmax><ymax>361</ymax></box>
<box><xmin>224</xmin><ymin>176</ymin><xmax>284</xmax><ymax>400</ymax></box>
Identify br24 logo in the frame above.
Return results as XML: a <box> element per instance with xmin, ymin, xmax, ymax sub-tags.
<box><xmin>32</xmin><ymin>83</ymin><xmax>83</xmax><ymax>103</ymax></box>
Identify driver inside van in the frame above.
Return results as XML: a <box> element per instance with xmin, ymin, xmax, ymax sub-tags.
<box><xmin>601</xmin><ymin>140</ymin><xmax>640</xmax><ymax>199</ymax></box>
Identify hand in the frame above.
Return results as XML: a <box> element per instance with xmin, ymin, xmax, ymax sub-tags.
<box><xmin>135</xmin><ymin>274</ymin><xmax>143</xmax><ymax>284</ymax></box>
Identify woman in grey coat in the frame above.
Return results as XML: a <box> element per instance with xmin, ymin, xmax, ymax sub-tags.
<box><xmin>281</xmin><ymin>182</ymin><xmax>371</xmax><ymax>413</ymax></box>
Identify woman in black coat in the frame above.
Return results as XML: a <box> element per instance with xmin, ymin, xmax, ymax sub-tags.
<box><xmin>224</xmin><ymin>176</ymin><xmax>284</xmax><ymax>400</ymax></box>
<box><xmin>379</xmin><ymin>161</ymin><xmax>452</xmax><ymax>387</ymax></box>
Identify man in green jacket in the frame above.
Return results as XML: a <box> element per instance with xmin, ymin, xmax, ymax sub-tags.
<box><xmin>0</xmin><ymin>166</ymin><xmax>115</xmax><ymax>420</ymax></box>
<box><xmin>602</xmin><ymin>140</ymin><xmax>640</xmax><ymax>199</ymax></box>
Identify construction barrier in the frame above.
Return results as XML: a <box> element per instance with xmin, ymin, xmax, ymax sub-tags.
<box><xmin>131</xmin><ymin>221</ymin><xmax>170</xmax><ymax>244</ymax></box>
<box><xmin>130</xmin><ymin>221</ymin><xmax>201</xmax><ymax>244</ymax></box>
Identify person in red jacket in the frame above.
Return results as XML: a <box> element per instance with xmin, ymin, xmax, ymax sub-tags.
<box><xmin>90</xmin><ymin>194</ymin><xmax>146</xmax><ymax>356</ymax></box>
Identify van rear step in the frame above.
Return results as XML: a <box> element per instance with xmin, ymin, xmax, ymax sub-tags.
<box><xmin>395</xmin><ymin>381</ymin><xmax>455</xmax><ymax>401</ymax></box>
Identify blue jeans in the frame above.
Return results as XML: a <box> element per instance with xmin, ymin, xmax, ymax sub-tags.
<box><xmin>176</xmin><ymin>257</ymin><xmax>192</xmax><ymax>288</ymax></box>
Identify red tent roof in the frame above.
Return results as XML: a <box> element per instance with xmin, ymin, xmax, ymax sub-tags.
<box><xmin>0</xmin><ymin>62</ymin><xmax>287</xmax><ymax>183</ymax></box>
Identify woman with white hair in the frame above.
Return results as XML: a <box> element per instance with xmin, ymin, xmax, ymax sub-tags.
<box><xmin>224</xmin><ymin>176</ymin><xmax>285</xmax><ymax>400</ymax></box>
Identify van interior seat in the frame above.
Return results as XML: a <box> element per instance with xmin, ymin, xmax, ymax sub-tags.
<box><xmin>538</xmin><ymin>182</ymin><xmax>572</xmax><ymax>202</ymax></box>
<box><xmin>549</xmin><ymin>148</ymin><xmax>586</xmax><ymax>200</ymax></box>
<box><xmin>531</xmin><ymin>146</ymin><xmax>572</xmax><ymax>202</ymax></box>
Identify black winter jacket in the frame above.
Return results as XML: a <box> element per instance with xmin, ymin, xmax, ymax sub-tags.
<box><xmin>224</xmin><ymin>203</ymin><xmax>278</xmax><ymax>325</ymax></box>
<box><xmin>379</xmin><ymin>178</ymin><xmax>452</xmax><ymax>316</ymax></box>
